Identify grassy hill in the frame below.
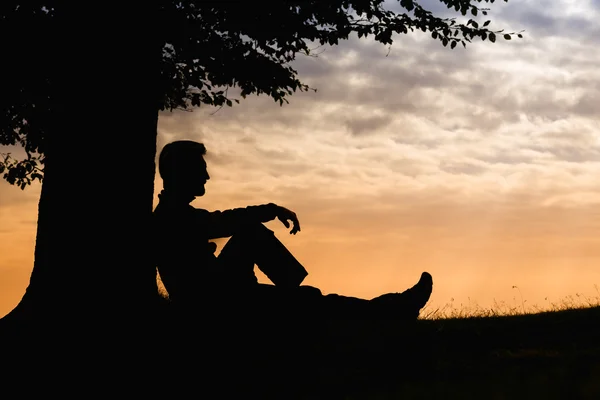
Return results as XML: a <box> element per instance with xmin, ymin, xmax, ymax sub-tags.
<box><xmin>143</xmin><ymin>300</ymin><xmax>600</xmax><ymax>399</ymax></box>
<box><xmin>3</xmin><ymin>300</ymin><xmax>600</xmax><ymax>399</ymax></box>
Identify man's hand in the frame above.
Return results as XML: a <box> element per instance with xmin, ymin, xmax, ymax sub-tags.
<box><xmin>275</xmin><ymin>205</ymin><xmax>301</xmax><ymax>235</ymax></box>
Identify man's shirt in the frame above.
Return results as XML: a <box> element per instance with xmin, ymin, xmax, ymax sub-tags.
<box><xmin>152</xmin><ymin>190</ymin><xmax>277</xmax><ymax>302</ymax></box>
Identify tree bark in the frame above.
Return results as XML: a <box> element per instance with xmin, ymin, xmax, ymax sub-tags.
<box><xmin>1</xmin><ymin>4</ymin><xmax>162</xmax><ymax>332</ymax></box>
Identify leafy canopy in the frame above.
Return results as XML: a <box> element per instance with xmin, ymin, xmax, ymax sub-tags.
<box><xmin>0</xmin><ymin>0</ymin><xmax>521</xmax><ymax>188</ymax></box>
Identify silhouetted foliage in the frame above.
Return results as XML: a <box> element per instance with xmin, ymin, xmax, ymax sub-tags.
<box><xmin>0</xmin><ymin>0</ymin><xmax>521</xmax><ymax>187</ymax></box>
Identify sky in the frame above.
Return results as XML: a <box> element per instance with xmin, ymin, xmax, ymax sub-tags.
<box><xmin>2</xmin><ymin>0</ymin><xmax>600</xmax><ymax>318</ymax></box>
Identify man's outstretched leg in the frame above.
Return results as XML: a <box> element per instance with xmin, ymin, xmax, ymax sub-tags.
<box><xmin>320</xmin><ymin>272</ymin><xmax>433</xmax><ymax>320</ymax></box>
<box><xmin>368</xmin><ymin>272</ymin><xmax>433</xmax><ymax>320</ymax></box>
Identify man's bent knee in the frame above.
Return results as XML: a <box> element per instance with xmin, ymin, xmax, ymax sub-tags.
<box><xmin>235</xmin><ymin>222</ymin><xmax>274</xmax><ymax>238</ymax></box>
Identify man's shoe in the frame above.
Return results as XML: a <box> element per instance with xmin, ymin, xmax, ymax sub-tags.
<box><xmin>369</xmin><ymin>272</ymin><xmax>433</xmax><ymax>320</ymax></box>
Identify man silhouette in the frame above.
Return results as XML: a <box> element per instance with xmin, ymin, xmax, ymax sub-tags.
<box><xmin>152</xmin><ymin>140</ymin><xmax>433</xmax><ymax>320</ymax></box>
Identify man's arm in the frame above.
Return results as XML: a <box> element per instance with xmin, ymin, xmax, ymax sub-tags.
<box><xmin>198</xmin><ymin>203</ymin><xmax>301</xmax><ymax>239</ymax></box>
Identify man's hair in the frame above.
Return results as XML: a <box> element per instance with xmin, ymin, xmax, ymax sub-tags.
<box><xmin>158</xmin><ymin>140</ymin><xmax>207</xmax><ymax>183</ymax></box>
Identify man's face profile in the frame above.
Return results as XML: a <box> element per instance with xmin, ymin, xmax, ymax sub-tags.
<box><xmin>187</xmin><ymin>156</ymin><xmax>210</xmax><ymax>197</ymax></box>
<box><xmin>175</xmin><ymin>156</ymin><xmax>209</xmax><ymax>197</ymax></box>
<box><xmin>160</xmin><ymin>141</ymin><xmax>210</xmax><ymax>197</ymax></box>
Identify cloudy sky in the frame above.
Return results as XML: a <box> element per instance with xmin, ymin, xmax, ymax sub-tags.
<box><xmin>2</xmin><ymin>0</ymin><xmax>600</xmax><ymax>317</ymax></box>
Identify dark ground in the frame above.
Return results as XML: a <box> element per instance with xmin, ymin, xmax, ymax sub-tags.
<box><xmin>152</xmin><ymin>304</ymin><xmax>600</xmax><ymax>399</ymax></box>
<box><xmin>3</xmin><ymin>304</ymin><xmax>600</xmax><ymax>399</ymax></box>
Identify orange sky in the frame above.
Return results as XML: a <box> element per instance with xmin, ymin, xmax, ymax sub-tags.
<box><xmin>2</xmin><ymin>0</ymin><xmax>600</xmax><ymax>318</ymax></box>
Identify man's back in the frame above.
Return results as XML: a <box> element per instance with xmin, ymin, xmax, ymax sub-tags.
<box><xmin>153</xmin><ymin>192</ymin><xmax>218</xmax><ymax>303</ymax></box>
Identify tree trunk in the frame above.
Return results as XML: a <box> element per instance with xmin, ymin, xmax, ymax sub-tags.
<box><xmin>1</xmin><ymin>4</ymin><xmax>162</xmax><ymax>332</ymax></box>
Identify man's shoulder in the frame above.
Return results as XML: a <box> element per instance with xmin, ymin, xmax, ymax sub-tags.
<box><xmin>153</xmin><ymin>202</ymin><xmax>208</xmax><ymax>213</ymax></box>
<box><xmin>152</xmin><ymin>203</ymin><xmax>212</xmax><ymax>224</ymax></box>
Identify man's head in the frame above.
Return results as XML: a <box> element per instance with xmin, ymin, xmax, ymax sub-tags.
<box><xmin>159</xmin><ymin>140</ymin><xmax>210</xmax><ymax>196</ymax></box>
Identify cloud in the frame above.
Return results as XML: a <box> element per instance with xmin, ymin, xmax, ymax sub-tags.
<box><xmin>345</xmin><ymin>114</ymin><xmax>393</xmax><ymax>136</ymax></box>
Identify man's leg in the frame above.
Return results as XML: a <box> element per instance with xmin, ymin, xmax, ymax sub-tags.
<box><xmin>214</xmin><ymin>223</ymin><xmax>322</xmax><ymax>317</ymax></box>
<box><xmin>216</xmin><ymin>223</ymin><xmax>308</xmax><ymax>289</ymax></box>
<box><xmin>316</xmin><ymin>272</ymin><xmax>433</xmax><ymax>320</ymax></box>
<box><xmin>216</xmin><ymin>223</ymin><xmax>433</xmax><ymax>319</ymax></box>
<box><xmin>368</xmin><ymin>272</ymin><xmax>433</xmax><ymax>320</ymax></box>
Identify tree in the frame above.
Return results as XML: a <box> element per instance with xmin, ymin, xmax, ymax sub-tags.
<box><xmin>0</xmin><ymin>1</ymin><xmax>520</xmax><ymax>329</ymax></box>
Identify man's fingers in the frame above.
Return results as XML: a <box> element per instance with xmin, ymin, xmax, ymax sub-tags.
<box><xmin>278</xmin><ymin>215</ymin><xmax>290</xmax><ymax>228</ymax></box>
<box><xmin>290</xmin><ymin>218</ymin><xmax>300</xmax><ymax>234</ymax></box>
<box><xmin>277</xmin><ymin>206</ymin><xmax>300</xmax><ymax>234</ymax></box>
